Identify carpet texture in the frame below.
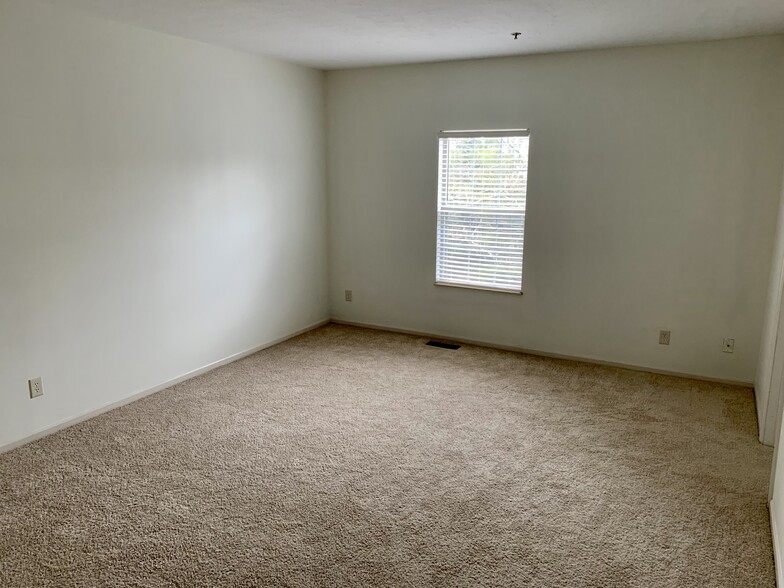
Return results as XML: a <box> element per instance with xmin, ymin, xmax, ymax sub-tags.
<box><xmin>0</xmin><ymin>324</ymin><xmax>775</xmax><ymax>587</ymax></box>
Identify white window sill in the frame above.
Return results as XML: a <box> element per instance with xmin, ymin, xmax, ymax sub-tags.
<box><xmin>435</xmin><ymin>281</ymin><xmax>523</xmax><ymax>295</ymax></box>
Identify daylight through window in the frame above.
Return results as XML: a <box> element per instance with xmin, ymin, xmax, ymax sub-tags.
<box><xmin>435</xmin><ymin>130</ymin><xmax>530</xmax><ymax>293</ymax></box>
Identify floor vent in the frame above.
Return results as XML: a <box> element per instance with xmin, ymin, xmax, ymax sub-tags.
<box><xmin>426</xmin><ymin>340</ymin><xmax>461</xmax><ymax>350</ymax></box>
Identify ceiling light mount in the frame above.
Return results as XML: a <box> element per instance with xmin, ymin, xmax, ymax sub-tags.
<box><xmin>511</xmin><ymin>32</ymin><xmax>521</xmax><ymax>40</ymax></box>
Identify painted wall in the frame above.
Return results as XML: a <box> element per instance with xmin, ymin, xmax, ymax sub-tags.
<box><xmin>326</xmin><ymin>37</ymin><xmax>784</xmax><ymax>383</ymax></box>
<box><xmin>765</xmin><ymin>169</ymin><xmax>784</xmax><ymax>585</ymax></box>
<box><xmin>0</xmin><ymin>0</ymin><xmax>329</xmax><ymax>448</ymax></box>
<box><xmin>769</xmin><ymin>409</ymin><xmax>784</xmax><ymax>585</ymax></box>
<box><xmin>757</xmin><ymin>168</ymin><xmax>784</xmax><ymax>445</ymax></box>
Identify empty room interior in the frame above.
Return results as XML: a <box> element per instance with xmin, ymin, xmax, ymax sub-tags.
<box><xmin>4</xmin><ymin>0</ymin><xmax>784</xmax><ymax>586</ymax></box>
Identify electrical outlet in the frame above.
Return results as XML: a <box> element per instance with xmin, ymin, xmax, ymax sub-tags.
<box><xmin>28</xmin><ymin>377</ymin><xmax>43</xmax><ymax>399</ymax></box>
<box><xmin>659</xmin><ymin>330</ymin><xmax>671</xmax><ymax>345</ymax></box>
<box><xmin>345</xmin><ymin>290</ymin><xmax>353</xmax><ymax>302</ymax></box>
<box><xmin>723</xmin><ymin>338</ymin><xmax>735</xmax><ymax>353</ymax></box>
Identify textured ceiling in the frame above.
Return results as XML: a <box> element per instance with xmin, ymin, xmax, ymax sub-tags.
<box><xmin>49</xmin><ymin>0</ymin><xmax>784</xmax><ymax>69</ymax></box>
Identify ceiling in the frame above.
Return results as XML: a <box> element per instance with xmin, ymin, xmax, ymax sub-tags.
<box><xmin>50</xmin><ymin>0</ymin><xmax>784</xmax><ymax>69</ymax></box>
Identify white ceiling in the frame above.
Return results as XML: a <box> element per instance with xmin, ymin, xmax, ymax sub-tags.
<box><xmin>50</xmin><ymin>0</ymin><xmax>784</xmax><ymax>69</ymax></box>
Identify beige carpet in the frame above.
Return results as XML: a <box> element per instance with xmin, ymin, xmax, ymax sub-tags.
<box><xmin>0</xmin><ymin>324</ymin><xmax>775</xmax><ymax>587</ymax></box>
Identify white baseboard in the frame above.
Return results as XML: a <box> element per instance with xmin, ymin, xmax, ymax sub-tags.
<box><xmin>330</xmin><ymin>318</ymin><xmax>754</xmax><ymax>388</ymax></box>
<box><xmin>1</xmin><ymin>315</ymin><xmax>752</xmax><ymax>455</ymax></box>
<box><xmin>772</xmin><ymin>501</ymin><xmax>783</xmax><ymax>587</ymax></box>
<box><xmin>0</xmin><ymin>318</ymin><xmax>330</xmax><ymax>455</ymax></box>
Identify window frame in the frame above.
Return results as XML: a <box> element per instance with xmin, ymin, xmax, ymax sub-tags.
<box><xmin>434</xmin><ymin>128</ymin><xmax>530</xmax><ymax>295</ymax></box>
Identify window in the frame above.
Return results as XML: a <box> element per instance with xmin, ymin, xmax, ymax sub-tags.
<box><xmin>435</xmin><ymin>129</ymin><xmax>530</xmax><ymax>294</ymax></box>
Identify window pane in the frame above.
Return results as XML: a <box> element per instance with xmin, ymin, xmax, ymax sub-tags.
<box><xmin>436</xmin><ymin>132</ymin><xmax>529</xmax><ymax>292</ymax></box>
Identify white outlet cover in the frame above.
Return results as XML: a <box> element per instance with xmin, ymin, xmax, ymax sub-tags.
<box><xmin>28</xmin><ymin>377</ymin><xmax>43</xmax><ymax>399</ymax></box>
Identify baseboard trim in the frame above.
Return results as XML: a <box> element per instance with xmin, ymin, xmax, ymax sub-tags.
<box><xmin>330</xmin><ymin>319</ymin><xmax>754</xmax><ymax>388</ymax></box>
<box><xmin>0</xmin><ymin>318</ymin><xmax>330</xmax><ymax>455</ymax></box>
<box><xmin>2</xmin><ymin>316</ymin><xmax>752</xmax><ymax>455</ymax></box>
<box><xmin>772</xmin><ymin>501</ymin><xmax>783</xmax><ymax>587</ymax></box>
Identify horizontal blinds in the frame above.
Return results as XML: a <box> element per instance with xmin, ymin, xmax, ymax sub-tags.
<box><xmin>436</xmin><ymin>132</ymin><xmax>529</xmax><ymax>292</ymax></box>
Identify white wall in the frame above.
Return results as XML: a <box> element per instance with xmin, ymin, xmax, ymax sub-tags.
<box><xmin>770</xmin><ymin>407</ymin><xmax>784</xmax><ymax>585</ymax></box>
<box><xmin>326</xmin><ymin>37</ymin><xmax>784</xmax><ymax>384</ymax></box>
<box><xmin>0</xmin><ymin>0</ymin><xmax>329</xmax><ymax>449</ymax></box>
<box><xmin>757</xmin><ymin>168</ymin><xmax>784</xmax><ymax>445</ymax></box>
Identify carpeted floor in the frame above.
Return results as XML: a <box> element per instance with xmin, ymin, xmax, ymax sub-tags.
<box><xmin>0</xmin><ymin>324</ymin><xmax>775</xmax><ymax>587</ymax></box>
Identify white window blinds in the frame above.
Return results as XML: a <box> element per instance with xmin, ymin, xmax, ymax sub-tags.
<box><xmin>436</xmin><ymin>130</ymin><xmax>530</xmax><ymax>293</ymax></box>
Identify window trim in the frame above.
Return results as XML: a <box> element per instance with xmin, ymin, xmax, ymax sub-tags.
<box><xmin>434</xmin><ymin>128</ymin><xmax>530</xmax><ymax>295</ymax></box>
<box><xmin>434</xmin><ymin>280</ymin><xmax>524</xmax><ymax>295</ymax></box>
<box><xmin>438</xmin><ymin>129</ymin><xmax>530</xmax><ymax>139</ymax></box>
